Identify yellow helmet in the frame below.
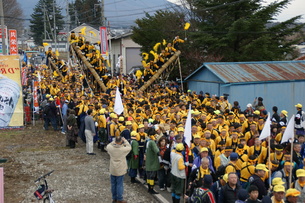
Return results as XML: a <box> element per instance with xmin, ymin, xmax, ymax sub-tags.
<box><xmin>176</xmin><ymin>143</ymin><xmax>184</xmax><ymax>151</ymax></box>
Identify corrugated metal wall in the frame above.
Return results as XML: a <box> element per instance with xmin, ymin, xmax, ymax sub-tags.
<box><xmin>226</xmin><ymin>81</ymin><xmax>305</xmax><ymax>118</ymax></box>
<box><xmin>187</xmin><ymin>68</ymin><xmax>223</xmax><ymax>95</ymax></box>
<box><xmin>187</xmin><ymin>70</ymin><xmax>305</xmax><ymax>117</ymax></box>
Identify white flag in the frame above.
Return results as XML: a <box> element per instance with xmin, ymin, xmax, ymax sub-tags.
<box><xmin>184</xmin><ymin>104</ymin><xmax>192</xmax><ymax>148</ymax></box>
<box><xmin>259</xmin><ymin>112</ymin><xmax>271</xmax><ymax>140</ymax></box>
<box><xmin>37</xmin><ymin>71</ymin><xmax>41</xmax><ymax>82</ymax></box>
<box><xmin>281</xmin><ymin>114</ymin><xmax>295</xmax><ymax>144</ymax></box>
<box><xmin>114</xmin><ymin>87</ymin><xmax>124</xmax><ymax>115</ymax></box>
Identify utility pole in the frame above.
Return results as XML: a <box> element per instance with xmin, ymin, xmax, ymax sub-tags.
<box><xmin>95</xmin><ymin>1</ymin><xmax>105</xmax><ymax>26</ymax></box>
<box><xmin>74</xmin><ymin>5</ymin><xmax>78</xmax><ymax>26</ymax></box>
<box><xmin>0</xmin><ymin>0</ymin><xmax>6</xmax><ymax>55</ymax></box>
<box><xmin>43</xmin><ymin>4</ymin><xmax>47</xmax><ymax>40</ymax></box>
<box><xmin>66</xmin><ymin>0</ymin><xmax>70</xmax><ymax>59</ymax></box>
<box><xmin>66</xmin><ymin>0</ymin><xmax>70</xmax><ymax>32</ymax></box>
<box><xmin>101</xmin><ymin>0</ymin><xmax>105</xmax><ymax>26</ymax></box>
<box><xmin>53</xmin><ymin>0</ymin><xmax>57</xmax><ymax>52</ymax></box>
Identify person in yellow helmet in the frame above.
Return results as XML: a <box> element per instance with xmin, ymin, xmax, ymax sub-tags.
<box><xmin>45</xmin><ymin>47</ymin><xmax>54</xmax><ymax>65</ymax></box>
<box><xmin>171</xmin><ymin>143</ymin><xmax>186</xmax><ymax>202</ymax></box>
<box><xmin>97</xmin><ymin>108</ymin><xmax>107</xmax><ymax>152</ymax></box>
<box><xmin>286</xmin><ymin>188</ymin><xmax>301</xmax><ymax>203</ymax></box>
<box><xmin>173</xmin><ymin>35</ymin><xmax>184</xmax><ymax>50</ymax></box>
<box><xmin>145</xmin><ymin>129</ymin><xmax>160</xmax><ymax>194</ymax></box>
<box><xmin>128</xmin><ymin>131</ymin><xmax>140</xmax><ymax>184</ymax></box>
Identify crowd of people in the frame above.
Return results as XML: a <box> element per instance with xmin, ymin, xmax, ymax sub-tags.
<box><xmin>21</xmin><ymin>35</ymin><xmax>305</xmax><ymax>203</ymax></box>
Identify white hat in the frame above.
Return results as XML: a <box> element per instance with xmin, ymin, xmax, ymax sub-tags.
<box><xmin>247</xmin><ymin>103</ymin><xmax>252</xmax><ymax>108</ymax></box>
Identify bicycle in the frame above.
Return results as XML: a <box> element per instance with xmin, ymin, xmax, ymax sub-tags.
<box><xmin>33</xmin><ymin>170</ymin><xmax>55</xmax><ymax>203</ymax></box>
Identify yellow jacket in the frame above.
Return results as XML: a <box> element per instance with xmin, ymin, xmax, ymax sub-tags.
<box><xmin>248</xmin><ymin>145</ymin><xmax>267</xmax><ymax>164</ymax></box>
<box><xmin>240</xmin><ymin>162</ymin><xmax>255</xmax><ymax>182</ymax></box>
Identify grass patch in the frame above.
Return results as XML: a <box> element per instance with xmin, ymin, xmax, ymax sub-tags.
<box><xmin>0</xmin><ymin>129</ymin><xmax>26</xmax><ymax>139</ymax></box>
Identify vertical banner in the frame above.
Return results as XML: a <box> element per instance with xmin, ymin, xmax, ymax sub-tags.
<box><xmin>0</xmin><ymin>55</ymin><xmax>23</xmax><ymax>128</ymax></box>
<box><xmin>9</xmin><ymin>30</ymin><xmax>17</xmax><ymax>55</ymax></box>
<box><xmin>99</xmin><ymin>26</ymin><xmax>108</xmax><ymax>59</ymax></box>
<box><xmin>21</xmin><ymin>66</ymin><xmax>28</xmax><ymax>86</ymax></box>
<box><xmin>33</xmin><ymin>81</ymin><xmax>39</xmax><ymax>108</ymax></box>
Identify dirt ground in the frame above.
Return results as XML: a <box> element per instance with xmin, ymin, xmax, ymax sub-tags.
<box><xmin>0</xmin><ymin>121</ymin><xmax>157</xmax><ymax>203</ymax></box>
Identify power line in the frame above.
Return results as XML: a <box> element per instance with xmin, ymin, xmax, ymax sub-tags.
<box><xmin>104</xmin><ymin>0</ymin><xmax>128</xmax><ymax>6</ymax></box>
<box><xmin>105</xmin><ymin>4</ymin><xmax>174</xmax><ymax>13</ymax></box>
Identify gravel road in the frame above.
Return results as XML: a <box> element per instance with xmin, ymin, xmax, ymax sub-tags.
<box><xmin>0</xmin><ymin>123</ymin><xmax>157</xmax><ymax>203</ymax></box>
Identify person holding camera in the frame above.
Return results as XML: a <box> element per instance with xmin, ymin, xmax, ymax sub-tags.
<box><xmin>106</xmin><ymin>136</ymin><xmax>131</xmax><ymax>203</ymax></box>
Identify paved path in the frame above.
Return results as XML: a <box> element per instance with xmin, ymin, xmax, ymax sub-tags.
<box><xmin>136</xmin><ymin>177</ymin><xmax>189</xmax><ymax>203</ymax></box>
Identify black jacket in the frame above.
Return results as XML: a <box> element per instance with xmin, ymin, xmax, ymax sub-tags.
<box><xmin>219</xmin><ymin>183</ymin><xmax>241</xmax><ymax>203</ymax></box>
<box><xmin>248</xmin><ymin>174</ymin><xmax>267</xmax><ymax>200</ymax></box>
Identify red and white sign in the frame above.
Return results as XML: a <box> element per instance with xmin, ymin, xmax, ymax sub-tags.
<box><xmin>100</xmin><ymin>27</ymin><xmax>108</xmax><ymax>56</ymax></box>
<box><xmin>33</xmin><ymin>81</ymin><xmax>39</xmax><ymax>108</ymax></box>
<box><xmin>9</xmin><ymin>30</ymin><xmax>17</xmax><ymax>55</ymax></box>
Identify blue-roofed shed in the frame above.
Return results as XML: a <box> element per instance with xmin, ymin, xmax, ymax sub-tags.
<box><xmin>184</xmin><ymin>61</ymin><xmax>305</xmax><ymax>116</ymax></box>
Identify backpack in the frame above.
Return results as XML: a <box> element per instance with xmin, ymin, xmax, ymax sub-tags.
<box><xmin>98</xmin><ymin>127</ymin><xmax>108</xmax><ymax>143</ymax></box>
<box><xmin>216</xmin><ymin>163</ymin><xmax>235</xmax><ymax>178</ymax></box>
<box><xmin>191</xmin><ymin>188</ymin><xmax>211</xmax><ymax>203</ymax></box>
<box><xmin>43</xmin><ymin>104</ymin><xmax>50</xmax><ymax>115</ymax></box>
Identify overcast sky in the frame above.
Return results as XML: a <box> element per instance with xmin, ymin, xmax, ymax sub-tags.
<box><xmin>168</xmin><ymin>0</ymin><xmax>305</xmax><ymax>22</ymax></box>
<box><xmin>19</xmin><ymin>0</ymin><xmax>305</xmax><ymax>27</ymax></box>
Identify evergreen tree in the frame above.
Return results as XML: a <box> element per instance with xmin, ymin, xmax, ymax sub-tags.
<box><xmin>131</xmin><ymin>11</ymin><xmax>185</xmax><ymax>53</ymax></box>
<box><xmin>30</xmin><ymin>0</ymin><xmax>64</xmax><ymax>46</ymax></box>
<box><xmin>189</xmin><ymin>0</ymin><xmax>304</xmax><ymax>61</ymax></box>
<box><xmin>132</xmin><ymin>10</ymin><xmax>213</xmax><ymax>79</ymax></box>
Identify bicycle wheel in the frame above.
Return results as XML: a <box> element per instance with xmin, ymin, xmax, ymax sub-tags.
<box><xmin>43</xmin><ymin>196</ymin><xmax>55</xmax><ymax>203</ymax></box>
<box><xmin>43</xmin><ymin>197</ymin><xmax>50</xmax><ymax>203</ymax></box>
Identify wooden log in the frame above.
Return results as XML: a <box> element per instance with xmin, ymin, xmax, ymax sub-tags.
<box><xmin>137</xmin><ymin>50</ymin><xmax>181</xmax><ymax>93</ymax></box>
<box><xmin>71</xmin><ymin>44</ymin><xmax>107</xmax><ymax>92</ymax></box>
<box><xmin>49</xmin><ymin>58</ymin><xmax>64</xmax><ymax>79</ymax></box>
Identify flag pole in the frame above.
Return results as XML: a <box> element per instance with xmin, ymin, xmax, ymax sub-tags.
<box><xmin>289</xmin><ymin>136</ymin><xmax>294</xmax><ymax>186</ymax></box>
<box><xmin>280</xmin><ymin>114</ymin><xmax>295</xmax><ymax>186</ymax></box>
<box><xmin>183</xmin><ymin>104</ymin><xmax>192</xmax><ymax>203</ymax></box>
<box><xmin>268</xmin><ymin>134</ymin><xmax>271</xmax><ymax>189</ymax></box>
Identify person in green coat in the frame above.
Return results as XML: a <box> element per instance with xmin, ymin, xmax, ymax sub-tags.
<box><xmin>145</xmin><ymin>129</ymin><xmax>160</xmax><ymax>194</ymax></box>
<box><xmin>128</xmin><ymin>131</ymin><xmax>140</xmax><ymax>184</ymax></box>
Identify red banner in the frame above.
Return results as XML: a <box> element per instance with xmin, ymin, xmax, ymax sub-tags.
<box><xmin>9</xmin><ymin>30</ymin><xmax>17</xmax><ymax>55</ymax></box>
<box><xmin>33</xmin><ymin>81</ymin><xmax>39</xmax><ymax>108</ymax></box>
<box><xmin>99</xmin><ymin>27</ymin><xmax>108</xmax><ymax>55</ymax></box>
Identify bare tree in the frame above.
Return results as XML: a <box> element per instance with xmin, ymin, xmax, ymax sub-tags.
<box><xmin>3</xmin><ymin>0</ymin><xmax>24</xmax><ymax>36</ymax></box>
